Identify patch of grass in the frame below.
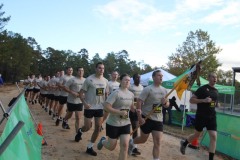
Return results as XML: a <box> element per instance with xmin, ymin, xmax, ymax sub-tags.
<box><xmin>164</xmin><ymin>124</ymin><xmax>195</xmax><ymax>139</ymax></box>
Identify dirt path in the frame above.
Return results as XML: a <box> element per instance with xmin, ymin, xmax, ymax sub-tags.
<box><xmin>0</xmin><ymin>85</ymin><xmax>225</xmax><ymax>160</ymax></box>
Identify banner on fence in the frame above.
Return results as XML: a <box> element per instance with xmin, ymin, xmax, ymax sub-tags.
<box><xmin>0</xmin><ymin>95</ymin><xmax>42</xmax><ymax>160</ymax></box>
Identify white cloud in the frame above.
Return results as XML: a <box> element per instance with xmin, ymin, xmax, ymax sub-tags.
<box><xmin>94</xmin><ymin>0</ymin><xmax>178</xmax><ymax>33</ymax></box>
<box><xmin>218</xmin><ymin>40</ymin><xmax>240</xmax><ymax>71</ymax></box>
<box><xmin>95</xmin><ymin>0</ymin><xmax>240</xmax><ymax>33</ymax></box>
<box><xmin>201</xmin><ymin>1</ymin><xmax>240</xmax><ymax>26</ymax></box>
<box><xmin>176</xmin><ymin>0</ymin><xmax>223</xmax><ymax>12</ymax></box>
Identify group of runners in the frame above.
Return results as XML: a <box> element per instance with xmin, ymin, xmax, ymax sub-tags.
<box><xmin>23</xmin><ymin>62</ymin><xmax>219</xmax><ymax>160</ymax></box>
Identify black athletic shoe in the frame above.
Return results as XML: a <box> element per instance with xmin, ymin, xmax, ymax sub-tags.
<box><xmin>32</xmin><ymin>101</ymin><xmax>34</xmax><ymax>105</ymax></box>
<box><xmin>34</xmin><ymin>100</ymin><xmax>37</xmax><ymax>104</ymax></box>
<box><xmin>75</xmin><ymin>129</ymin><xmax>82</xmax><ymax>142</ymax></box>
<box><xmin>132</xmin><ymin>148</ymin><xmax>141</xmax><ymax>155</ymax></box>
<box><xmin>180</xmin><ymin>140</ymin><xmax>186</xmax><ymax>155</ymax></box>
<box><xmin>49</xmin><ymin>110</ymin><xmax>52</xmax><ymax>115</ymax></box>
<box><xmin>62</xmin><ymin>121</ymin><xmax>70</xmax><ymax>129</ymax></box>
<box><xmin>86</xmin><ymin>147</ymin><xmax>97</xmax><ymax>156</ymax></box>
<box><xmin>55</xmin><ymin>118</ymin><xmax>60</xmax><ymax>126</ymax></box>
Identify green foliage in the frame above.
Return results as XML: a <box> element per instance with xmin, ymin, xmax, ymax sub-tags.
<box><xmin>167</xmin><ymin>29</ymin><xmax>222</xmax><ymax>79</ymax></box>
<box><xmin>0</xmin><ymin>4</ymin><xmax>10</xmax><ymax>32</ymax></box>
<box><xmin>0</xmin><ymin>30</ymin><xmax>152</xmax><ymax>81</ymax></box>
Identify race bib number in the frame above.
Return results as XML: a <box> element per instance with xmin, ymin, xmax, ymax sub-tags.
<box><xmin>96</xmin><ymin>88</ymin><xmax>104</xmax><ymax>96</ymax></box>
<box><xmin>210</xmin><ymin>101</ymin><xmax>216</xmax><ymax>108</ymax></box>
<box><xmin>152</xmin><ymin>104</ymin><xmax>162</xmax><ymax>113</ymax></box>
<box><xmin>120</xmin><ymin>109</ymin><xmax>129</xmax><ymax>119</ymax></box>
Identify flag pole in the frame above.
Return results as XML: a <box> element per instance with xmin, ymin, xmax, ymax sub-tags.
<box><xmin>181</xmin><ymin>90</ymin><xmax>187</xmax><ymax>132</ymax></box>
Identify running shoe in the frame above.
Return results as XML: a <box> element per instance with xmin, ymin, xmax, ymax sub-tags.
<box><xmin>75</xmin><ymin>129</ymin><xmax>82</xmax><ymax>142</ymax></box>
<box><xmin>180</xmin><ymin>140</ymin><xmax>186</xmax><ymax>155</ymax></box>
<box><xmin>62</xmin><ymin>121</ymin><xmax>70</xmax><ymax>129</ymax></box>
<box><xmin>86</xmin><ymin>147</ymin><xmax>97</xmax><ymax>156</ymax></box>
<box><xmin>97</xmin><ymin>136</ymin><xmax>106</xmax><ymax>150</ymax></box>
<box><xmin>132</xmin><ymin>148</ymin><xmax>141</xmax><ymax>155</ymax></box>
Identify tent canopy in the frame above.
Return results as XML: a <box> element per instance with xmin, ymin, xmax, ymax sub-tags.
<box><xmin>133</xmin><ymin>69</ymin><xmax>176</xmax><ymax>86</ymax></box>
<box><xmin>162</xmin><ymin>72</ymin><xmax>235</xmax><ymax>95</ymax></box>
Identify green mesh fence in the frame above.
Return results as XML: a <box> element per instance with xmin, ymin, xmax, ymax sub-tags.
<box><xmin>201</xmin><ymin>112</ymin><xmax>240</xmax><ymax>159</ymax></box>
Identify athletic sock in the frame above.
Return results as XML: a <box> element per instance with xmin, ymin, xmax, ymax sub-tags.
<box><xmin>183</xmin><ymin>139</ymin><xmax>189</xmax><ymax>147</ymax></box>
<box><xmin>78</xmin><ymin>128</ymin><xmax>82</xmax><ymax>133</ymax></box>
<box><xmin>87</xmin><ymin>142</ymin><xmax>94</xmax><ymax>149</ymax></box>
<box><xmin>209</xmin><ymin>152</ymin><xmax>214</xmax><ymax>160</ymax></box>
<box><xmin>133</xmin><ymin>144</ymin><xmax>137</xmax><ymax>148</ymax></box>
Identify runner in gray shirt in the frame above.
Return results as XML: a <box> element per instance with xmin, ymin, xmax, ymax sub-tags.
<box><xmin>77</xmin><ymin>62</ymin><xmax>109</xmax><ymax>156</ymax></box>
<box><xmin>62</xmin><ymin>67</ymin><xmax>85</xmax><ymax>135</ymax></box>
<box><xmin>97</xmin><ymin>73</ymin><xmax>134</xmax><ymax>160</ymax></box>
<box><xmin>102</xmin><ymin>71</ymin><xmax>120</xmax><ymax>129</ymax></box>
<box><xmin>128</xmin><ymin>70</ymin><xmax>170</xmax><ymax>160</ymax></box>
<box><xmin>128</xmin><ymin>73</ymin><xmax>143</xmax><ymax>155</ymax></box>
<box><xmin>55</xmin><ymin>67</ymin><xmax>74</xmax><ymax>126</ymax></box>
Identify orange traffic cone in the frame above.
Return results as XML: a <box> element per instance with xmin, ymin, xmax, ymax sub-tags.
<box><xmin>36</xmin><ymin>123</ymin><xmax>47</xmax><ymax>145</ymax></box>
<box><xmin>188</xmin><ymin>137</ymin><xmax>199</xmax><ymax>149</ymax></box>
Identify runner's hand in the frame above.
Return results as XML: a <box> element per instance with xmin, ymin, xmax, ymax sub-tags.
<box><xmin>138</xmin><ymin>117</ymin><xmax>145</xmax><ymax>125</ymax></box>
<box><xmin>83</xmin><ymin>103</ymin><xmax>91</xmax><ymax>109</ymax></box>
<box><xmin>161</xmin><ymin>97</ymin><xmax>167</xmax><ymax>106</ymax></box>
<box><xmin>71</xmin><ymin>91</ymin><xmax>79</xmax><ymax>97</ymax></box>
<box><xmin>119</xmin><ymin>110</ymin><xmax>128</xmax><ymax>117</ymax></box>
<box><xmin>203</xmin><ymin>96</ymin><xmax>212</xmax><ymax>103</ymax></box>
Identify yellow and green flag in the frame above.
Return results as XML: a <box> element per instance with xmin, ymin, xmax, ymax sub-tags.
<box><xmin>174</xmin><ymin>61</ymin><xmax>201</xmax><ymax>100</ymax></box>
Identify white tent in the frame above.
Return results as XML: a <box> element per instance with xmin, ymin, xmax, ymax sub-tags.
<box><xmin>131</xmin><ymin>68</ymin><xmax>176</xmax><ymax>86</ymax></box>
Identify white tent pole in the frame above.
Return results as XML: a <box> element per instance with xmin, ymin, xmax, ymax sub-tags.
<box><xmin>181</xmin><ymin>90</ymin><xmax>187</xmax><ymax>132</ymax></box>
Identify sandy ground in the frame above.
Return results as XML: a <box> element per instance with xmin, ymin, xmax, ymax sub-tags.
<box><xmin>0</xmin><ymin>85</ymin><xmax>226</xmax><ymax>160</ymax></box>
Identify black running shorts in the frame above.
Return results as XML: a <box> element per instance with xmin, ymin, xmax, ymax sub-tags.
<box><xmin>195</xmin><ymin>115</ymin><xmax>217</xmax><ymax>132</ymax></box>
<box><xmin>67</xmin><ymin>102</ymin><xmax>83</xmax><ymax>112</ymax></box>
<box><xmin>140</xmin><ymin>116</ymin><xmax>163</xmax><ymax>134</ymax></box>
<box><xmin>59</xmin><ymin>96</ymin><xmax>67</xmax><ymax>105</ymax></box>
<box><xmin>106</xmin><ymin>123</ymin><xmax>131</xmax><ymax>139</ymax></box>
<box><xmin>84</xmin><ymin>109</ymin><xmax>103</xmax><ymax>118</ymax></box>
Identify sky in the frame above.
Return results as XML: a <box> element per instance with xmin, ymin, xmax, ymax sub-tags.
<box><xmin>1</xmin><ymin>0</ymin><xmax>240</xmax><ymax>78</ymax></box>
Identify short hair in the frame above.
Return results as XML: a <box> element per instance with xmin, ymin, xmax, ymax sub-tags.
<box><xmin>77</xmin><ymin>67</ymin><xmax>83</xmax><ymax>71</ymax></box>
<box><xmin>95</xmin><ymin>62</ymin><xmax>104</xmax><ymax>68</ymax></box>
<box><xmin>112</xmin><ymin>70</ymin><xmax>119</xmax><ymax>74</ymax></box>
<box><xmin>152</xmin><ymin>70</ymin><xmax>161</xmax><ymax>77</ymax></box>
<box><xmin>133</xmin><ymin>73</ymin><xmax>140</xmax><ymax>80</ymax></box>
<box><xmin>120</xmin><ymin>73</ymin><xmax>129</xmax><ymax>81</ymax></box>
<box><xmin>208</xmin><ymin>72</ymin><xmax>217</xmax><ymax>78</ymax></box>
<box><xmin>66</xmin><ymin>66</ymin><xmax>72</xmax><ymax>70</ymax></box>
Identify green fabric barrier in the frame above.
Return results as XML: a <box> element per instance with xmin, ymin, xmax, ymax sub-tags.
<box><xmin>171</xmin><ymin>110</ymin><xmax>196</xmax><ymax>126</ymax></box>
<box><xmin>201</xmin><ymin>112</ymin><xmax>240</xmax><ymax>159</ymax></box>
<box><xmin>172</xmin><ymin>110</ymin><xmax>186</xmax><ymax>126</ymax></box>
<box><xmin>0</xmin><ymin>95</ymin><xmax>42</xmax><ymax>160</ymax></box>
<box><xmin>161</xmin><ymin>70</ymin><xmax>235</xmax><ymax>95</ymax></box>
